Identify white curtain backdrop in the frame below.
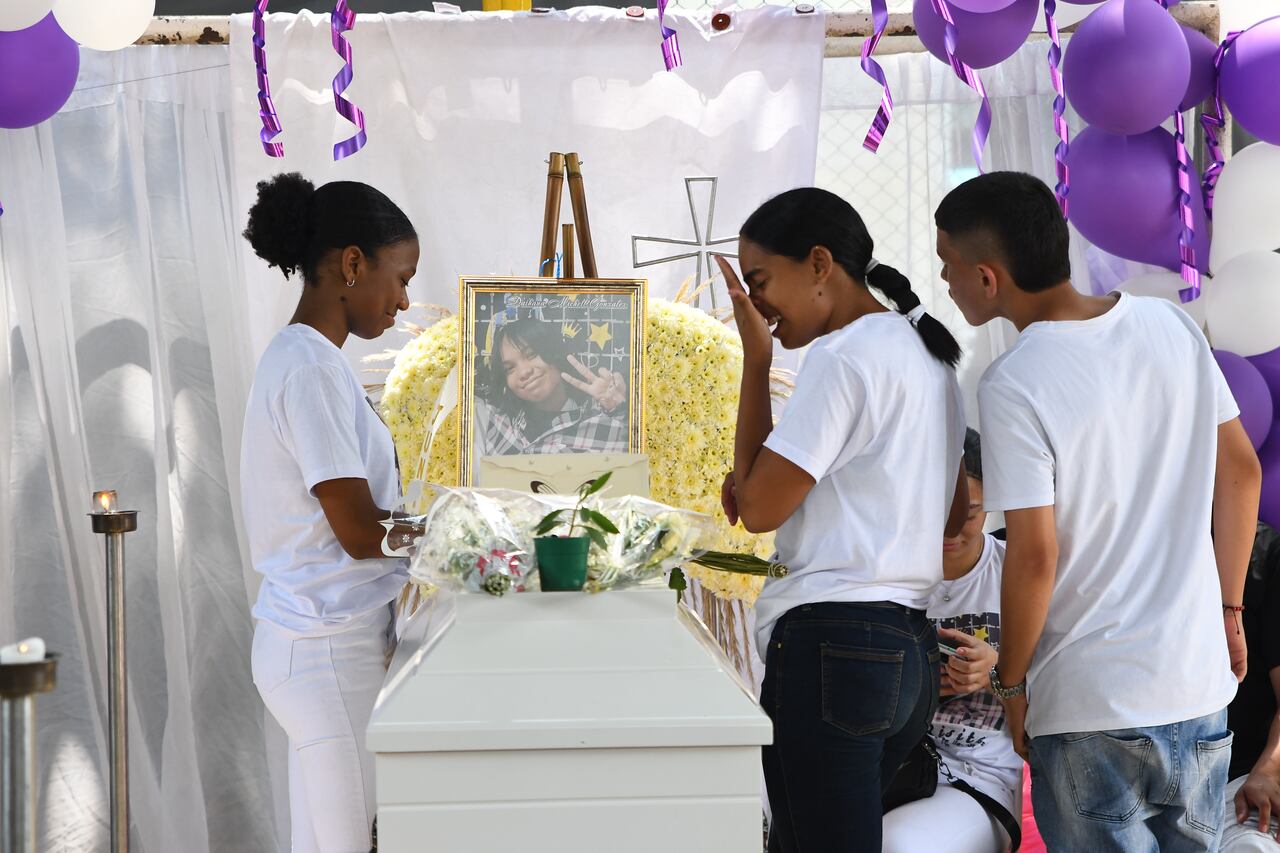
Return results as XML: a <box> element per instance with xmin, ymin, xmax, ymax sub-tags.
<box><xmin>0</xmin><ymin>46</ymin><xmax>277</xmax><ymax>853</ymax></box>
<box><xmin>227</xmin><ymin>6</ymin><xmax>827</xmax><ymax>380</ymax></box>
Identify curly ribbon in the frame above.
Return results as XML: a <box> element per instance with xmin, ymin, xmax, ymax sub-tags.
<box><xmin>1044</xmin><ymin>0</ymin><xmax>1069</xmax><ymax>218</ymax></box>
<box><xmin>930</xmin><ymin>0</ymin><xmax>991</xmax><ymax>171</ymax></box>
<box><xmin>1201</xmin><ymin>30</ymin><xmax>1241</xmax><ymax>219</ymax></box>
<box><xmin>859</xmin><ymin>0</ymin><xmax>893</xmax><ymax>152</ymax></box>
<box><xmin>657</xmin><ymin>0</ymin><xmax>681</xmax><ymax>71</ymax></box>
<box><xmin>1173</xmin><ymin>110</ymin><xmax>1200</xmax><ymax>300</ymax></box>
<box><xmin>331</xmin><ymin>0</ymin><xmax>367</xmax><ymax>160</ymax></box>
<box><xmin>253</xmin><ymin>0</ymin><xmax>284</xmax><ymax>157</ymax></box>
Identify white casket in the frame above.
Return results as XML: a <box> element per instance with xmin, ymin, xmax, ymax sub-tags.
<box><xmin>369</xmin><ymin>586</ymin><xmax>772</xmax><ymax>852</ymax></box>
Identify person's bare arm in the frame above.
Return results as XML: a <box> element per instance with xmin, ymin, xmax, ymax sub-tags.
<box><xmin>1215</xmin><ymin>418</ymin><xmax>1262</xmax><ymax>681</ymax></box>
<box><xmin>312</xmin><ymin>478</ymin><xmax>419</xmax><ymax>559</ymax></box>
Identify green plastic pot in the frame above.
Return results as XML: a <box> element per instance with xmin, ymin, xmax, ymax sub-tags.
<box><xmin>535</xmin><ymin>536</ymin><xmax>590</xmax><ymax>591</ymax></box>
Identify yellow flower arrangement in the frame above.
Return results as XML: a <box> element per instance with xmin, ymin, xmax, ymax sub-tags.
<box><xmin>381</xmin><ymin>297</ymin><xmax>776</xmax><ymax>603</ymax></box>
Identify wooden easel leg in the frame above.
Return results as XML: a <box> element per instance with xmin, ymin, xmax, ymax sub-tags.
<box><xmin>561</xmin><ymin>224</ymin><xmax>575</xmax><ymax>279</ymax></box>
<box><xmin>564</xmin><ymin>153</ymin><xmax>598</xmax><ymax>278</ymax></box>
<box><xmin>539</xmin><ymin>153</ymin><xmax>566</xmax><ymax>277</ymax></box>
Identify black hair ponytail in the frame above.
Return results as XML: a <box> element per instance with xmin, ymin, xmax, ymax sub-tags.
<box><xmin>865</xmin><ymin>262</ymin><xmax>961</xmax><ymax>367</ymax></box>
<box><xmin>740</xmin><ymin>187</ymin><xmax>962</xmax><ymax>368</ymax></box>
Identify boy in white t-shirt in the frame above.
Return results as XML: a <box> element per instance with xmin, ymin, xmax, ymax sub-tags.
<box><xmin>934</xmin><ymin>172</ymin><xmax>1262</xmax><ymax>851</ymax></box>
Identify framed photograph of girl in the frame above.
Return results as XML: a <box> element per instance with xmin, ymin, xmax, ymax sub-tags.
<box><xmin>458</xmin><ymin>277</ymin><xmax>647</xmax><ymax>485</ymax></box>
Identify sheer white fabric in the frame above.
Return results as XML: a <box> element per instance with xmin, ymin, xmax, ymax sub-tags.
<box><xmin>0</xmin><ymin>46</ymin><xmax>281</xmax><ymax>853</ymax></box>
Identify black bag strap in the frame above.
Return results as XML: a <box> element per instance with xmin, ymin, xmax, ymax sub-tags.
<box><xmin>922</xmin><ymin>738</ymin><xmax>1022</xmax><ymax>852</ymax></box>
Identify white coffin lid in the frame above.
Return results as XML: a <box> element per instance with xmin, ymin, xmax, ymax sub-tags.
<box><xmin>368</xmin><ymin>586</ymin><xmax>772</xmax><ymax>753</ymax></box>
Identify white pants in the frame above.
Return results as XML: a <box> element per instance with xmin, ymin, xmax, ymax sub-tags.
<box><xmin>1223</xmin><ymin>776</ymin><xmax>1280</xmax><ymax>852</ymax></box>
<box><xmin>882</xmin><ymin>784</ymin><xmax>1011</xmax><ymax>853</ymax></box>
<box><xmin>252</xmin><ymin>609</ymin><xmax>393</xmax><ymax>853</ymax></box>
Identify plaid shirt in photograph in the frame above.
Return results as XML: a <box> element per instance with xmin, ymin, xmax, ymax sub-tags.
<box><xmin>478</xmin><ymin>396</ymin><xmax>628</xmax><ymax>456</ymax></box>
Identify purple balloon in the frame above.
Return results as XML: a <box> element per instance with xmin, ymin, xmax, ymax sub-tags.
<box><xmin>1222</xmin><ymin>16</ymin><xmax>1280</xmax><ymax>145</ymax></box>
<box><xmin>915</xmin><ymin>0</ymin><xmax>1038</xmax><ymax>70</ymax></box>
<box><xmin>1214</xmin><ymin>351</ymin><xmax>1274</xmax><ymax>451</ymax></box>
<box><xmin>1066</xmin><ymin>126</ymin><xmax>1210</xmax><ymax>273</ymax></box>
<box><xmin>946</xmin><ymin>0</ymin><xmax>1019</xmax><ymax>13</ymax></box>
<box><xmin>1063</xmin><ymin>0</ymin><xmax>1190</xmax><ymax>134</ymax></box>
<box><xmin>0</xmin><ymin>14</ymin><xmax>79</xmax><ymax>130</ymax></box>
<box><xmin>1179</xmin><ymin>23</ymin><xmax>1219</xmax><ymax>111</ymax></box>
<box><xmin>1248</xmin><ymin>347</ymin><xmax>1280</xmax><ymax>423</ymax></box>
<box><xmin>1259</xmin><ymin>437</ymin><xmax>1280</xmax><ymax>531</ymax></box>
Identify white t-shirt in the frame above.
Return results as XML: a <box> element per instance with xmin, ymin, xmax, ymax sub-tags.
<box><xmin>241</xmin><ymin>324</ymin><xmax>408</xmax><ymax>636</ymax></box>
<box><xmin>928</xmin><ymin>535</ymin><xmax>1021</xmax><ymax>816</ymax></box>
<box><xmin>754</xmin><ymin>313</ymin><xmax>966</xmax><ymax>657</ymax></box>
<box><xmin>978</xmin><ymin>293</ymin><xmax>1239</xmax><ymax>737</ymax></box>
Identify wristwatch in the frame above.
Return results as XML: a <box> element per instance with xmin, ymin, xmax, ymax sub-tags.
<box><xmin>988</xmin><ymin>666</ymin><xmax>1026</xmax><ymax>700</ymax></box>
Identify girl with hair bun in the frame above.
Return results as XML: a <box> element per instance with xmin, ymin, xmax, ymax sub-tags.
<box><xmin>240</xmin><ymin>172</ymin><xmax>420</xmax><ymax>852</ymax></box>
<box><xmin>716</xmin><ymin>187</ymin><xmax>968</xmax><ymax>852</ymax></box>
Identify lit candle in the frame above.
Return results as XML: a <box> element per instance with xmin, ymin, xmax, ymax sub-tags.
<box><xmin>0</xmin><ymin>637</ymin><xmax>46</xmax><ymax>664</ymax></box>
<box><xmin>93</xmin><ymin>490</ymin><xmax>117</xmax><ymax>513</ymax></box>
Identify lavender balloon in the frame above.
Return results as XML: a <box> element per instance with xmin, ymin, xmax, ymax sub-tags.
<box><xmin>1179</xmin><ymin>23</ymin><xmax>1218</xmax><ymax>111</ymax></box>
<box><xmin>1260</xmin><ymin>438</ymin><xmax>1280</xmax><ymax>531</ymax></box>
<box><xmin>1063</xmin><ymin>0</ymin><xmax>1190</xmax><ymax>134</ymax></box>
<box><xmin>1221</xmin><ymin>16</ymin><xmax>1280</xmax><ymax>145</ymax></box>
<box><xmin>1214</xmin><ymin>351</ymin><xmax>1274</xmax><ymax>451</ymax></box>
<box><xmin>914</xmin><ymin>0</ymin><xmax>1038</xmax><ymax>69</ymax></box>
<box><xmin>0</xmin><ymin>13</ymin><xmax>78</xmax><ymax>129</ymax></box>
<box><xmin>1066</xmin><ymin>126</ymin><xmax>1209</xmax><ymax>272</ymax></box>
<box><xmin>945</xmin><ymin>0</ymin><xmax>1019</xmax><ymax>14</ymax></box>
<box><xmin>1249</xmin><ymin>348</ymin><xmax>1280</xmax><ymax>423</ymax></box>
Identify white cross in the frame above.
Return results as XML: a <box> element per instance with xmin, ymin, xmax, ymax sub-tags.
<box><xmin>632</xmin><ymin>177</ymin><xmax>738</xmax><ymax>309</ymax></box>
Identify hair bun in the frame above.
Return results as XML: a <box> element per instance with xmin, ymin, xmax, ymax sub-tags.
<box><xmin>242</xmin><ymin>172</ymin><xmax>316</xmax><ymax>280</ymax></box>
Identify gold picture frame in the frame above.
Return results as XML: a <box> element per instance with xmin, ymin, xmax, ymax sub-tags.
<box><xmin>458</xmin><ymin>277</ymin><xmax>647</xmax><ymax>486</ymax></box>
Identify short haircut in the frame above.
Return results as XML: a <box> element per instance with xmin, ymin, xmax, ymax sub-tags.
<box><xmin>934</xmin><ymin>172</ymin><xmax>1071</xmax><ymax>294</ymax></box>
<box><xmin>963</xmin><ymin>427</ymin><xmax>982</xmax><ymax>482</ymax></box>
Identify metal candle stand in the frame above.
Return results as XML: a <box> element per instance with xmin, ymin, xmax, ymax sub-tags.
<box><xmin>1</xmin><ymin>653</ymin><xmax>58</xmax><ymax>853</ymax></box>
<box><xmin>90</xmin><ymin>492</ymin><xmax>137</xmax><ymax>853</ymax></box>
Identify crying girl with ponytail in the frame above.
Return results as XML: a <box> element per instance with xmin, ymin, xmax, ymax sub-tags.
<box><xmin>714</xmin><ymin>187</ymin><xmax>969</xmax><ymax>853</ymax></box>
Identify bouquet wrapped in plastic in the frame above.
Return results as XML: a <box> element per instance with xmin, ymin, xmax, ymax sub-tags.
<box><xmin>409</xmin><ymin>486</ymin><xmax>714</xmax><ymax>595</ymax></box>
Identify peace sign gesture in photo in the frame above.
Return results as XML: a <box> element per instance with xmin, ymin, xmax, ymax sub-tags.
<box><xmin>562</xmin><ymin>354</ymin><xmax>627</xmax><ymax>413</ymax></box>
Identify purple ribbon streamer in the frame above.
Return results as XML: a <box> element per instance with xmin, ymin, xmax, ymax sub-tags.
<box><xmin>331</xmin><ymin>0</ymin><xmax>367</xmax><ymax>160</ymax></box>
<box><xmin>1044</xmin><ymin>0</ymin><xmax>1069</xmax><ymax>219</ymax></box>
<box><xmin>859</xmin><ymin>0</ymin><xmax>893</xmax><ymax>152</ymax></box>
<box><xmin>253</xmin><ymin>0</ymin><xmax>284</xmax><ymax>157</ymax></box>
<box><xmin>657</xmin><ymin>0</ymin><xmax>681</xmax><ymax>71</ymax></box>
<box><xmin>1173</xmin><ymin>110</ymin><xmax>1200</xmax><ymax>300</ymax></box>
<box><xmin>930</xmin><ymin>0</ymin><xmax>991</xmax><ymax>171</ymax></box>
<box><xmin>1200</xmin><ymin>30</ymin><xmax>1240</xmax><ymax>220</ymax></box>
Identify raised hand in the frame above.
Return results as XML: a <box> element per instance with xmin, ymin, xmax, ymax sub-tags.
<box><xmin>562</xmin><ymin>354</ymin><xmax>627</xmax><ymax>413</ymax></box>
<box><xmin>714</xmin><ymin>254</ymin><xmax>772</xmax><ymax>368</ymax></box>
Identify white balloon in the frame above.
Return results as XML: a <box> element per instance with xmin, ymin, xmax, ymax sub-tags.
<box><xmin>53</xmin><ymin>0</ymin><xmax>154</xmax><ymax>51</ymax></box>
<box><xmin>1209</xmin><ymin>142</ymin><xmax>1280</xmax><ymax>271</ymax></box>
<box><xmin>0</xmin><ymin>2</ymin><xmax>54</xmax><ymax>32</ymax></box>
<box><xmin>1116</xmin><ymin>270</ymin><xmax>1207</xmax><ymax>329</ymax></box>
<box><xmin>1204</xmin><ymin>251</ymin><xmax>1280</xmax><ymax>357</ymax></box>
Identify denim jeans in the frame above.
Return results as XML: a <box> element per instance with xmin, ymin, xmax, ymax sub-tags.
<box><xmin>1030</xmin><ymin>709</ymin><xmax>1234</xmax><ymax>853</ymax></box>
<box><xmin>761</xmin><ymin>601</ymin><xmax>940</xmax><ymax>853</ymax></box>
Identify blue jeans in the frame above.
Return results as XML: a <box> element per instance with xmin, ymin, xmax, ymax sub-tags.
<box><xmin>1030</xmin><ymin>709</ymin><xmax>1234</xmax><ymax>853</ymax></box>
<box><xmin>761</xmin><ymin>601</ymin><xmax>940</xmax><ymax>853</ymax></box>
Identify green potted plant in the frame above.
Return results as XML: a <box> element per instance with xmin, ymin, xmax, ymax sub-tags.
<box><xmin>534</xmin><ymin>472</ymin><xmax>619</xmax><ymax>591</ymax></box>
